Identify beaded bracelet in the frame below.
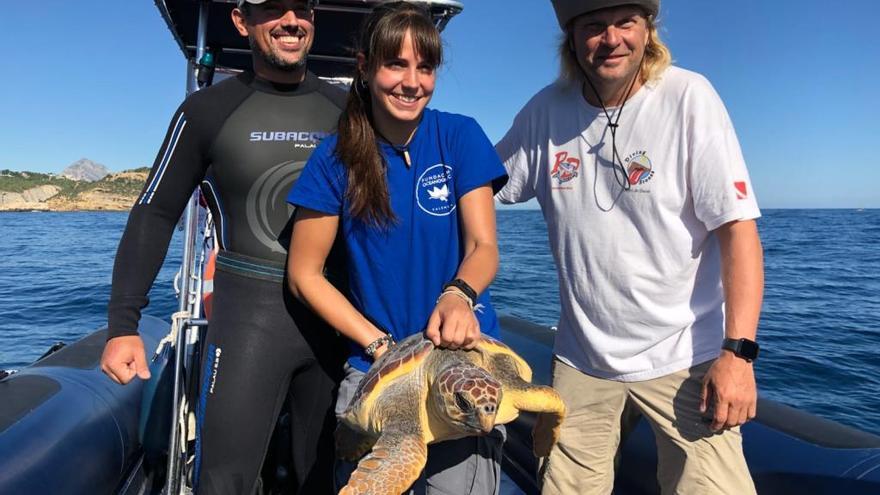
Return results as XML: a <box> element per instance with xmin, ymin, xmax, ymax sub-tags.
<box><xmin>437</xmin><ymin>288</ymin><xmax>475</xmax><ymax>311</ymax></box>
<box><xmin>364</xmin><ymin>334</ymin><xmax>395</xmax><ymax>358</ymax></box>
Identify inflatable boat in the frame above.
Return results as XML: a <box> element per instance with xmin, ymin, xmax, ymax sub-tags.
<box><xmin>3</xmin><ymin>315</ymin><xmax>879</xmax><ymax>494</ymax></box>
<box><xmin>0</xmin><ymin>316</ymin><xmax>169</xmax><ymax>494</ymax></box>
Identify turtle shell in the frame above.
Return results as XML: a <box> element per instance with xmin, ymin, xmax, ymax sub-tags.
<box><xmin>344</xmin><ymin>333</ymin><xmax>526</xmax><ymax>415</ymax></box>
<box><xmin>346</xmin><ymin>334</ymin><xmax>436</xmax><ymax>413</ymax></box>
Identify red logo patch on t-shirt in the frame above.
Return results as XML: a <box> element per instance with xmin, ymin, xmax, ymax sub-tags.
<box><xmin>550</xmin><ymin>151</ymin><xmax>580</xmax><ymax>185</ymax></box>
<box><xmin>734</xmin><ymin>181</ymin><xmax>747</xmax><ymax>200</ymax></box>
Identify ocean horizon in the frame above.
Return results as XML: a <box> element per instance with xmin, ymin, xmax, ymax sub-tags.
<box><xmin>0</xmin><ymin>208</ymin><xmax>878</xmax><ymax>437</ymax></box>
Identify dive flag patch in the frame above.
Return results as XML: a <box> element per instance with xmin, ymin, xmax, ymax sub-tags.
<box><xmin>734</xmin><ymin>181</ymin><xmax>748</xmax><ymax>200</ymax></box>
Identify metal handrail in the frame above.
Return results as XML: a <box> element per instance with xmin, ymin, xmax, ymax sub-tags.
<box><xmin>163</xmin><ymin>3</ymin><xmax>210</xmax><ymax>493</ymax></box>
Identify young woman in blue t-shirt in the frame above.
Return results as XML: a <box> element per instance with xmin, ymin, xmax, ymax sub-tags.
<box><xmin>285</xmin><ymin>2</ymin><xmax>508</xmax><ymax>492</ymax></box>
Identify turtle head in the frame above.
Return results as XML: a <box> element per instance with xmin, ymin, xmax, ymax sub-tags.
<box><xmin>434</xmin><ymin>363</ymin><xmax>501</xmax><ymax>434</ymax></box>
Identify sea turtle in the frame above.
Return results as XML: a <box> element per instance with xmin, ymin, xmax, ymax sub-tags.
<box><xmin>336</xmin><ymin>333</ymin><xmax>566</xmax><ymax>495</ymax></box>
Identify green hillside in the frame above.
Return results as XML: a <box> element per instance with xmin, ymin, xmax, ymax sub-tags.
<box><xmin>0</xmin><ymin>168</ymin><xmax>149</xmax><ymax>198</ymax></box>
<box><xmin>0</xmin><ymin>170</ymin><xmax>77</xmax><ymax>194</ymax></box>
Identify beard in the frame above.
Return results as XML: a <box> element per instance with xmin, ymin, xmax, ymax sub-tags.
<box><xmin>249</xmin><ymin>35</ymin><xmax>308</xmax><ymax>73</ymax></box>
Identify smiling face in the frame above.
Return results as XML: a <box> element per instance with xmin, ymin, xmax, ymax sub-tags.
<box><xmin>363</xmin><ymin>30</ymin><xmax>436</xmax><ymax>141</ymax></box>
<box><xmin>232</xmin><ymin>0</ymin><xmax>315</xmax><ymax>83</ymax></box>
<box><xmin>571</xmin><ymin>5</ymin><xmax>649</xmax><ymax>99</ymax></box>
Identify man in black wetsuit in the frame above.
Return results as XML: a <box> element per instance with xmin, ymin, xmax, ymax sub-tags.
<box><xmin>100</xmin><ymin>1</ymin><xmax>347</xmax><ymax>493</ymax></box>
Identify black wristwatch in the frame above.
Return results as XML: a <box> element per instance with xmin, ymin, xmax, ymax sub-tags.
<box><xmin>722</xmin><ymin>338</ymin><xmax>760</xmax><ymax>362</ymax></box>
<box><xmin>442</xmin><ymin>279</ymin><xmax>477</xmax><ymax>307</ymax></box>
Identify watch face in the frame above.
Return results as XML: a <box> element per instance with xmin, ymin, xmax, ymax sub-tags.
<box><xmin>739</xmin><ymin>339</ymin><xmax>760</xmax><ymax>360</ymax></box>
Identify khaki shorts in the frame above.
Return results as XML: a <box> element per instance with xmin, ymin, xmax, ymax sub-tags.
<box><xmin>541</xmin><ymin>359</ymin><xmax>756</xmax><ymax>495</ymax></box>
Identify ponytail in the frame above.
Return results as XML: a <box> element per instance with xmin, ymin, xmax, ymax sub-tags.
<box><xmin>336</xmin><ymin>71</ymin><xmax>395</xmax><ymax>226</ymax></box>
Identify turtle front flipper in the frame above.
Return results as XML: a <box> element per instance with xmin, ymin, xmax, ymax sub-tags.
<box><xmin>487</xmin><ymin>353</ymin><xmax>566</xmax><ymax>457</ymax></box>
<box><xmin>339</xmin><ymin>430</ymin><xmax>427</xmax><ymax>495</ymax></box>
<box><xmin>506</xmin><ymin>384</ymin><xmax>566</xmax><ymax>457</ymax></box>
<box><xmin>532</xmin><ymin>407</ymin><xmax>565</xmax><ymax>457</ymax></box>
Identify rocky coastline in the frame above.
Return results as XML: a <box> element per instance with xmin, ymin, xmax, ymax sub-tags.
<box><xmin>0</xmin><ymin>168</ymin><xmax>148</xmax><ymax>212</ymax></box>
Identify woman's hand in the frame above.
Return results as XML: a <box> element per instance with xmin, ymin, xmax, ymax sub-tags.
<box><xmin>424</xmin><ymin>290</ymin><xmax>481</xmax><ymax>350</ymax></box>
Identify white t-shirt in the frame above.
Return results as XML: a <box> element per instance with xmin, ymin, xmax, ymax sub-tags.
<box><xmin>496</xmin><ymin>66</ymin><xmax>760</xmax><ymax>381</ymax></box>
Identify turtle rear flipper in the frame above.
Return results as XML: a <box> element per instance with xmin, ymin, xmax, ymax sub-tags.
<box><xmin>336</xmin><ymin>421</ymin><xmax>377</xmax><ymax>462</ymax></box>
<box><xmin>339</xmin><ymin>429</ymin><xmax>427</xmax><ymax>495</ymax></box>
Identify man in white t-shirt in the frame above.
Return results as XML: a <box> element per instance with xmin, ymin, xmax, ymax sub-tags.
<box><xmin>496</xmin><ymin>0</ymin><xmax>763</xmax><ymax>493</ymax></box>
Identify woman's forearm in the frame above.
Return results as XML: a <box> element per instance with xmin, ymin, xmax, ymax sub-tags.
<box><xmin>453</xmin><ymin>185</ymin><xmax>500</xmax><ymax>296</ymax></box>
<box><xmin>291</xmin><ymin>272</ymin><xmax>386</xmax><ymax>349</ymax></box>
<box><xmin>287</xmin><ymin>208</ymin><xmax>387</xmax><ymax>350</ymax></box>
<box><xmin>454</xmin><ymin>240</ymin><xmax>499</xmax><ymax>296</ymax></box>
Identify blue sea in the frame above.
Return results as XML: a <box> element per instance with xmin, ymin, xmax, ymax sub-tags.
<box><xmin>1</xmin><ymin>209</ymin><xmax>878</xmax><ymax>436</ymax></box>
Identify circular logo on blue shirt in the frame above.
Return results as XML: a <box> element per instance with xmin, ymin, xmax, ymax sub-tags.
<box><xmin>417</xmin><ymin>164</ymin><xmax>456</xmax><ymax>216</ymax></box>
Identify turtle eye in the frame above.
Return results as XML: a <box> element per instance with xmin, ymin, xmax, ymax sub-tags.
<box><xmin>454</xmin><ymin>392</ymin><xmax>473</xmax><ymax>412</ymax></box>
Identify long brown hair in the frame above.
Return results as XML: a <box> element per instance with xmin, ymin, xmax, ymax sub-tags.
<box><xmin>336</xmin><ymin>2</ymin><xmax>442</xmax><ymax>227</ymax></box>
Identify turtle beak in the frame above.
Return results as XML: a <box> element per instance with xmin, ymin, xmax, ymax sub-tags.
<box><xmin>478</xmin><ymin>414</ymin><xmax>495</xmax><ymax>434</ymax></box>
<box><xmin>476</xmin><ymin>404</ymin><xmax>497</xmax><ymax>434</ymax></box>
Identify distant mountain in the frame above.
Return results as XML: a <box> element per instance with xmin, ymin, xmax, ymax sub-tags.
<box><xmin>61</xmin><ymin>158</ymin><xmax>110</xmax><ymax>182</ymax></box>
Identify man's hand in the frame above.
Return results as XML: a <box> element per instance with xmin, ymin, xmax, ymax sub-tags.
<box><xmin>101</xmin><ymin>335</ymin><xmax>151</xmax><ymax>385</ymax></box>
<box><xmin>700</xmin><ymin>352</ymin><xmax>757</xmax><ymax>431</ymax></box>
<box><xmin>424</xmin><ymin>291</ymin><xmax>481</xmax><ymax>350</ymax></box>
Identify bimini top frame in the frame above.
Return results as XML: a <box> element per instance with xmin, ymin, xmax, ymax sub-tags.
<box><xmin>154</xmin><ymin>0</ymin><xmax>464</xmax><ymax>78</ymax></box>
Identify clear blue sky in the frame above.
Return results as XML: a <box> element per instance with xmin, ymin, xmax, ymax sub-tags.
<box><xmin>2</xmin><ymin>0</ymin><xmax>878</xmax><ymax>208</ymax></box>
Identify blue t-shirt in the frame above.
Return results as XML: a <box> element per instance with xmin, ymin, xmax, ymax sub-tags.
<box><xmin>287</xmin><ymin>108</ymin><xmax>508</xmax><ymax>371</ymax></box>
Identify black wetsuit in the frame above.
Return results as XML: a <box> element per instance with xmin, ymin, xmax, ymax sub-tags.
<box><xmin>108</xmin><ymin>72</ymin><xmax>347</xmax><ymax>494</ymax></box>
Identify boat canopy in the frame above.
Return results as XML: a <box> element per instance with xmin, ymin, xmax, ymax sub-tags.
<box><xmin>153</xmin><ymin>0</ymin><xmax>464</xmax><ymax>78</ymax></box>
